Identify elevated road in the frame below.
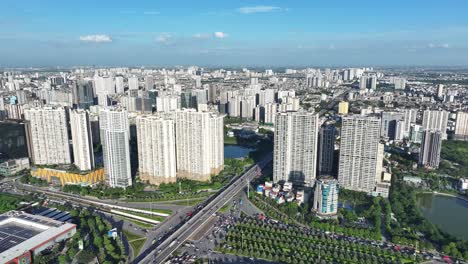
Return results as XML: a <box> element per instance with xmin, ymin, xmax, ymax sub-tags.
<box><xmin>136</xmin><ymin>153</ymin><xmax>273</xmax><ymax>264</ymax></box>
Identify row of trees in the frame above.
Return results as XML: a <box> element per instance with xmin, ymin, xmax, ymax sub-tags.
<box><xmin>250</xmin><ymin>192</ymin><xmax>383</xmax><ymax>241</ymax></box>
<box><xmin>217</xmin><ymin>217</ymin><xmax>416</xmax><ymax>264</ymax></box>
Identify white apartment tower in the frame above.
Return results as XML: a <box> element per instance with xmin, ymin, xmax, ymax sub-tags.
<box><xmin>173</xmin><ymin>109</ymin><xmax>224</xmax><ymax>181</ymax></box>
<box><xmin>99</xmin><ymin>108</ymin><xmax>132</xmax><ymax>188</ymax></box>
<box><xmin>455</xmin><ymin>112</ymin><xmax>468</xmax><ymax>141</ymax></box>
<box><xmin>70</xmin><ymin>109</ymin><xmax>95</xmax><ymax>171</ymax></box>
<box><xmin>273</xmin><ymin>111</ymin><xmax>319</xmax><ymax>187</ymax></box>
<box><xmin>136</xmin><ymin>115</ymin><xmax>177</xmax><ymax>185</ymax></box>
<box><xmin>422</xmin><ymin>110</ymin><xmax>449</xmax><ymax>140</ymax></box>
<box><xmin>24</xmin><ymin>106</ymin><xmax>71</xmax><ymax>165</ymax></box>
<box><xmin>338</xmin><ymin>116</ymin><xmax>381</xmax><ymax>193</ymax></box>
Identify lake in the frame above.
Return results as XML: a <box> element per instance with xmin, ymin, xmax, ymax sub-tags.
<box><xmin>417</xmin><ymin>193</ymin><xmax>468</xmax><ymax>240</ymax></box>
<box><xmin>224</xmin><ymin>145</ymin><xmax>254</xmax><ymax>159</ymax></box>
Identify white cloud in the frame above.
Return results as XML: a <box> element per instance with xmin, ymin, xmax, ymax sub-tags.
<box><xmin>428</xmin><ymin>43</ymin><xmax>450</xmax><ymax>49</ymax></box>
<box><xmin>237</xmin><ymin>6</ymin><xmax>286</xmax><ymax>14</ymax></box>
<box><xmin>193</xmin><ymin>33</ymin><xmax>211</xmax><ymax>39</ymax></box>
<box><xmin>144</xmin><ymin>11</ymin><xmax>160</xmax><ymax>15</ymax></box>
<box><xmin>214</xmin><ymin>32</ymin><xmax>228</xmax><ymax>39</ymax></box>
<box><xmin>79</xmin><ymin>34</ymin><xmax>112</xmax><ymax>43</ymax></box>
<box><xmin>155</xmin><ymin>33</ymin><xmax>172</xmax><ymax>44</ymax></box>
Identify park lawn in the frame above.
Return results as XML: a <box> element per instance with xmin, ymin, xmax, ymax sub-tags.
<box><xmin>122</xmin><ymin>229</ymin><xmax>146</xmax><ymax>257</ymax></box>
<box><xmin>218</xmin><ymin>203</ymin><xmax>231</xmax><ymax>213</ymax></box>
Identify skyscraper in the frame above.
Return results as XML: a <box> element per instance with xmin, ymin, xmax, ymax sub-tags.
<box><xmin>422</xmin><ymin>110</ymin><xmax>449</xmax><ymax>140</ymax></box>
<box><xmin>173</xmin><ymin>109</ymin><xmax>224</xmax><ymax>181</ymax></box>
<box><xmin>24</xmin><ymin>106</ymin><xmax>71</xmax><ymax>165</ymax></box>
<box><xmin>99</xmin><ymin>108</ymin><xmax>132</xmax><ymax>188</ymax></box>
<box><xmin>70</xmin><ymin>109</ymin><xmax>95</xmax><ymax>171</ymax></box>
<box><xmin>318</xmin><ymin>125</ymin><xmax>336</xmax><ymax>175</ymax></box>
<box><xmin>419</xmin><ymin>130</ymin><xmax>442</xmax><ymax>168</ymax></box>
<box><xmin>380</xmin><ymin>112</ymin><xmax>404</xmax><ymax>140</ymax></box>
<box><xmin>313</xmin><ymin>177</ymin><xmax>339</xmax><ymax>217</ymax></box>
<box><xmin>338</xmin><ymin>116</ymin><xmax>381</xmax><ymax>193</ymax></box>
<box><xmin>454</xmin><ymin>112</ymin><xmax>468</xmax><ymax>141</ymax></box>
<box><xmin>128</xmin><ymin>76</ymin><xmax>139</xmax><ymax>90</ymax></box>
<box><xmin>136</xmin><ymin>115</ymin><xmax>176</xmax><ymax>185</ymax></box>
<box><xmin>273</xmin><ymin>111</ymin><xmax>319</xmax><ymax>187</ymax></box>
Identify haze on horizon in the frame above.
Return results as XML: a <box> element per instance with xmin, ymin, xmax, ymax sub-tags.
<box><xmin>1</xmin><ymin>0</ymin><xmax>468</xmax><ymax>67</ymax></box>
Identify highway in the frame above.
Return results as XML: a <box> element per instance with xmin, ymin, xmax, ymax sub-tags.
<box><xmin>136</xmin><ymin>153</ymin><xmax>272</xmax><ymax>264</ymax></box>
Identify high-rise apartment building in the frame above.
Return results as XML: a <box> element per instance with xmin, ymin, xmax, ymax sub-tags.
<box><xmin>273</xmin><ymin>111</ymin><xmax>319</xmax><ymax>187</ymax></box>
<box><xmin>156</xmin><ymin>96</ymin><xmax>180</xmax><ymax>112</ymax></box>
<box><xmin>313</xmin><ymin>177</ymin><xmax>339</xmax><ymax>217</ymax></box>
<box><xmin>381</xmin><ymin>112</ymin><xmax>404</xmax><ymax>140</ymax></box>
<box><xmin>422</xmin><ymin>110</ymin><xmax>449</xmax><ymax>140</ymax></box>
<box><xmin>338</xmin><ymin>116</ymin><xmax>381</xmax><ymax>193</ymax></box>
<box><xmin>318</xmin><ymin>125</ymin><xmax>336</xmax><ymax>175</ymax></box>
<box><xmin>99</xmin><ymin>108</ymin><xmax>132</xmax><ymax>188</ymax></box>
<box><xmin>338</xmin><ymin>101</ymin><xmax>349</xmax><ymax>115</ymax></box>
<box><xmin>24</xmin><ymin>106</ymin><xmax>71</xmax><ymax>165</ymax></box>
<box><xmin>128</xmin><ymin>76</ymin><xmax>139</xmax><ymax>90</ymax></box>
<box><xmin>173</xmin><ymin>109</ymin><xmax>224</xmax><ymax>181</ymax></box>
<box><xmin>136</xmin><ymin>115</ymin><xmax>177</xmax><ymax>185</ymax></box>
<box><xmin>419</xmin><ymin>130</ymin><xmax>442</xmax><ymax>168</ymax></box>
<box><xmin>455</xmin><ymin>112</ymin><xmax>468</xmax><ymax>141</ymax></box>
<box><xmin>70</xmin><ymin>109</ymin><xmax>94</xmax><ymax>171</ymax></box>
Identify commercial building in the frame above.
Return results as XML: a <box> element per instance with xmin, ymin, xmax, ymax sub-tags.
<box><xmin>318</xmin><ymin>125</ymin><xmax>335</xmax><ymax>175</ymax></box>
<box><xmin>136</xmin><ymin>115</ymin><xmax>177</xmax><ymax>185</ymax></box>
<box><xmin>99</xmin><ymin>108</ymin><xmax>132</xmax><ymax>188</ymax></box>
<box><xmin>31</xmin><ymin>167</ymin><xmax>105</xmax><ymax>186</ymax></box>
<box><xmin>173</xmin><ymin>109</ymin><xmax>224</xmax><ymax>181</ymax></box>
<box><xmin>69</xmin><ymin>109</ymin><xmax>94</xmax><ymax>171</ymax></box>
<box><xmin>422</xmin><ymin>110</ymin><xmax>449</xmax><ymax>140</ymax></box>
<box><xmin>0</xmin><ymin>158</ymin><xmax>29</xmax><ymax>177</ymax></box>
<box><xmin>419</xmin><ymin>130</ymin><xmax>442</xmax><ymax>169</ymax></box>
<box><xmin>273</xmin><ymin>111</ymin><xmax>319</xmax><ymax>187</ymax></box>
<box><xmin>455</xmin><ymin>112</ymin><xmax>468</xmax><ymax>141</ymax></box>
<box><xmin>0</xmin><ymin>211</ymin><xmax>76</xmax><ymax>264</ymax></box>
<box><xmin>24</xmin><ymin>106</ymin><xmax>71</xmax><ymax>165</ymax></box>
<box><xmin>338</xmin><ymin>116</ymin><xmax>381</xmax><ymax>193</ymax></box>
<box><xmin>313</xmin><ymin>177</ymin><xmax>339</xmax><ymax>217</ymax></box>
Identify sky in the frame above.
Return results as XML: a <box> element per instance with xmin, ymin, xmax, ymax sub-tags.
<box><xmin>1</xmin><ymin>0</ymin><xmax>468</xmax><ymax>67</ymax></box>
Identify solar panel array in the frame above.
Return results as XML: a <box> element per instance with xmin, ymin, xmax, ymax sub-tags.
<box><xmin>0</xmin><ymin>223</ymin><xmax>42</xmax><ymax>253</ymax></box>
<box><xmin>16</xmin><ymin>214</ymin><xmax>61</xmax><ymax>228</ymax></box>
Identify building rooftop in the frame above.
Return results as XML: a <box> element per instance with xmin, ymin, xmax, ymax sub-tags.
<box><xmin>0</xmin><ymin>211</ymin><xmax>76</xmax><ymax>263</ymax></box>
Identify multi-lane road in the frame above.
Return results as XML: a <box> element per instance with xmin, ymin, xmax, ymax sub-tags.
<box><xmin>136</xmin><ymin>153</ymin><xmax>272</xmax><ymax>264</ymax></box>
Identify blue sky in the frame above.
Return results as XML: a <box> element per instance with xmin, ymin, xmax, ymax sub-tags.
<box><xmin>1</xmin><ymin>0</ymin><xmax>468</xmax><ymax>67</ymax></box>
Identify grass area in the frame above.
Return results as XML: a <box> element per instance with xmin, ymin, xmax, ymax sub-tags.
<box><xmin>122</xmin><ymin>229</ymin><xmax>146</xmax><ymax>258</ymax></box>
<box><xmin>0</xmin><ymin>193</ymin><xmax>26</xmax><ymax>214</ymax></box>
<box><xmin>172</xmin><ymin>198</ymin><xmax>207</xmax><ymax>206</ymax></box>
<box><xmin>218</xmin><ymin>203</ymin><xmax>231</xmax><ymax>213</ymax></box>
<box><xmin>224</xmin><ymin>136</ymin><xmax>238</xmax><ymax>145</ymax></box>
<box><xmin>114</xmin><ymin>215</ymin><xmax>154</xmax><ymax>228</ymax></box>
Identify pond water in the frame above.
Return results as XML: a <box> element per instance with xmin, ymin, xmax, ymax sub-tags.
<box><xmin>224</xmin><ymin>145</ymin><xmax>254</xmax><ymax>159</ymax></box>
<box><xmin>417</xmin><ymin>193</ymin><xmax>468</xmax><ymax>240</ymax></box>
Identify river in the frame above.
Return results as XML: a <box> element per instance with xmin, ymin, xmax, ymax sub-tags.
<box><xmin>417</xmin><ymin>193</ymin><xmax>468</xmax><ymax>240</ymax></box>
<box><xmin>224</xmin><ymin>145</ymin><xmax>254</xmax><ymax>159</ymax></box>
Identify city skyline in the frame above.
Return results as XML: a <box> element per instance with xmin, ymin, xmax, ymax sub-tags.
<box><xmin>1</xmin><ymin>0</ymin><xmax>468</xmax><ymax>67</ymax></box>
